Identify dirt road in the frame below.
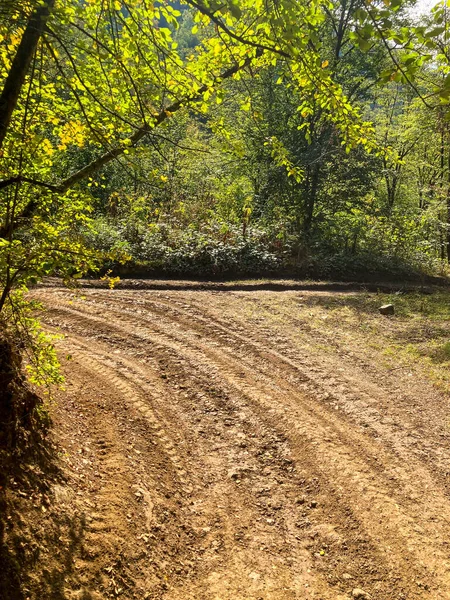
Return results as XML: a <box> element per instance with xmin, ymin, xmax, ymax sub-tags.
<box><xmin>32</xmin><ymin>282</ymin><xmax>450</xmax><ymax>599</ymax></box>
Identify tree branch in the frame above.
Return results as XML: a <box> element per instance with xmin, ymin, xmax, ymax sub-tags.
<box><xmin>184</xmin><ymin>0</ymin><xmax>290</xmax><ymax>58</ymax></box>
<box><xmin>0</xmin><ymin>49</ymin><xmax>261</xmax><ymax>241</ymax></box>
<box><xmin>0</xmin><ymin>175</ymin><xmax>59</xmax><ymax>192</ymax></box>
<box><xmin>58</xmin><ymin>51</ymin><xmax>261</xmax><ymax>192</ymax></box>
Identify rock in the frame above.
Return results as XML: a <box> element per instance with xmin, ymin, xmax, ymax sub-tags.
<box><xmin>379</xmin><ymin>304</ymin><xmax>394</xmax><ymax>315</ymax></box>
<box><xmin>352</xmin><ymin>589</ymin><xmax>371</xmax><ymax>599</ymax></box>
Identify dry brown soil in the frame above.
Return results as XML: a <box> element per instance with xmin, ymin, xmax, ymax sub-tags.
<box><xmin>23</xmin><ymin>281</ymin><xmax>450</xmax><ymax>599</ymax></box>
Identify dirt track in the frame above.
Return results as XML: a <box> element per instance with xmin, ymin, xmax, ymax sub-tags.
<box><xmin>33</xmin><ymin>282</ymin><xmax>450</xmax><ymax>600</ymax></box>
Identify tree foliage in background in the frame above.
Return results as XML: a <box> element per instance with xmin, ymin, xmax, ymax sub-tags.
<box><xmin>80</xmin><ymin>0</ymin><xmax>450</xmax><ymax>279</ymax></box>
<box><xmin>3</xmin><ymin>0</ymin><xmax>450</xmax><ymax>383</ymax></box>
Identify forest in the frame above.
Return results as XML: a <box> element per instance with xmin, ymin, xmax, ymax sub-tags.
<box><xmin>2</xmin><ymin>0</ymin><xmax>450</xmax><ymax>307</ymax></box>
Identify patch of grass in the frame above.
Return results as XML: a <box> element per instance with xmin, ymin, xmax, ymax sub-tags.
<box><xmin>218</xmin><ymin>282</ymin><xmax>450</xmax><ymax>393</ymax></box>
<box><xmin>380</xmin><ymin>291</ymin><xmax>450</xmax><ymax>320</ymax></box>
<box><xmin>323</xmin><ymin>290</ymin><xmax>450</xmax><ymax>393</ymax></box>
<box><xmin>440</xmin><ymin>340</ymin><xmax>450</xmax><ymax>358</ymax></box>
<box><xmin>426</xmin><ymin>340</ymin><xmax>450</xmax><ymax>364</ymax></box>
<box><xmin>286</xmin><ymin>287</ymin><xmax>450</xmax><ymax>392</ymax></box>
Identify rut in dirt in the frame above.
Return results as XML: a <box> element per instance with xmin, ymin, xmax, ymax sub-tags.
<box><xmin>34</xmin><ymin>285</ymin><xmax>450</xmax><ymax>600</ymax></box>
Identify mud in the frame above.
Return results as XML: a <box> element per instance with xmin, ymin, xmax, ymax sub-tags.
<box><xmin>28</xmin><ymin>283</ymin><xmax>450</xmax><ymax>599</ymax></box>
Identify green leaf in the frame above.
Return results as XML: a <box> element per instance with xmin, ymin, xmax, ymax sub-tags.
<box><xmin>229</xmin><ymin>3</ymin><xmax>242</xmax><ymax>19</ymax></box>
<box><xmin>426</xmin><ymin>26</ymin><xmax>445</xmax><ymax>38</ymax></box>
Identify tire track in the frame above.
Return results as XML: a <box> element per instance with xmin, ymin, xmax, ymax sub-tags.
<box><xmin>66</xmin><ymin>344</ymin><xmax>193</xmax><ymax>494</ymax></box>
<box><xmin>47</xmin><ymin>331</ymin><xmax>340</xmax><ymax>598</ymax></box>
<box><xmin>36</xmin><ymin>288</ymin><xmax>450</xmax><ymax>599</ymax></box>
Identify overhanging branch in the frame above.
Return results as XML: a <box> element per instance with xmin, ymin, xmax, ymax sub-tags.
<box><xmin>0</xmin><ymin>50</ymin><xmax>262</xmax><ymax>240</ymax></box>
<box><xmin>58</xmin><ymin>51</ymin><xmax>261</xmax><ymax>192</ymax></box>
<box><xmin>0</xmin><ymin>175</ymin><xmax>60</xmax><ymax>192</ymax></box>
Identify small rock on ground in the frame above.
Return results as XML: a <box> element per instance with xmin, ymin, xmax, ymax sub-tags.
<box><xmin>379</xmin><ymin>304</ymin><xmax>394</xmax><ymax>315</ymax></box>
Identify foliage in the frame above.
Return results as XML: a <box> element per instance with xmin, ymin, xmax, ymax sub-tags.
<box><xmin>3</xmin><ymin>0</ymin><xmax>450</xmax><ymax>389</ymax></box>
<box><xmin>0</xmin><ymin>0</ymin><xmax>381</xmax><ymax>297</ymax></box>
<box><xmin>89</xmin><ymin>217</ymin><xmax>284</xmax><ymax>276</ymax></box>
<box><xmin>2</xmin><ymin>290</ymin><xmax>63</xmax><ymax>389</ymax></box>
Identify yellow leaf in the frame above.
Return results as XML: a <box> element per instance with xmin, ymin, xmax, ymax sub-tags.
<box><xmin>42</xmin><ymin>139</ymin><xmax>54</xmax><ymax>156</ymax></box>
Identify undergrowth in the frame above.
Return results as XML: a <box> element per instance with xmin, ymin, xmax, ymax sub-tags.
<box><xmin>85</xmin><ymin>216</ymin><xmax>449</xmax><ymax>282</ymax></box>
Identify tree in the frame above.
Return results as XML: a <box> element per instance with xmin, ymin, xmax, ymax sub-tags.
<box><xmin>204</xmin><ymin>0</ymin><xmax>387</xmax><ymax>246</ymax></box>
<box><xmin>0</xmin><ymin>0</ymin><xmax>380</xmax><ymax>314</ymax></box>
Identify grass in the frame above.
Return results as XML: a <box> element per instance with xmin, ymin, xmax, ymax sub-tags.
<box><xmin>219</xmin><ymin>285</ymin><xmax>450</xmax><ymax>395</ymax></box>
<box><xmin>189</xmin><ymin>278</ymin><xmax>450</xmax><ymax>393</ymax></box>
<box><xmin>310</xmin><ymin>290</ymin><xmax>450</xmax><ymax>393</ymax></box>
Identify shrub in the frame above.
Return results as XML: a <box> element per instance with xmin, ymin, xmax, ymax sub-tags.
<box><xmin>88</xmin><ymin>218</ymin><xmax>283</xmax><ymax>276</ymax></box>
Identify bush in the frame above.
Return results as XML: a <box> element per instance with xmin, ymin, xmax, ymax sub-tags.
<box><xmin>88</xmin><ymin>218</ymin><xmax>284</xmax><ymax>276</ymax></box>
<box><xmin>304</xmin><ymin>251</ymin><xmax>423</xmax><ymax>281</ymax></box>
<box><xmin>86</xmin><ymin>211</ymin><xmax>449</xmax><ymax>282</ymax></box>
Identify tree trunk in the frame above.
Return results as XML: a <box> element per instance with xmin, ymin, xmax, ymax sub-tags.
<box><xmin>0</xmin><ymin>0</ymin><xmax>55</xmax><ymax>150</ymax></box>
<box><xmin>303</xmin><ymin>163</ymin><xmax>321</xmax><ymax>235</ymax></box>
<box><xmin>447</xmin><ymin>132</ymin><xmax>450</xmax><ymax>262</ymax></box>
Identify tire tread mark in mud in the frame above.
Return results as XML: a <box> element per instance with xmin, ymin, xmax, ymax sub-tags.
<box><xmin>36</xmin><ymin>292</ymin><xmax>450</xmax><ymax>598</ymax></box>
